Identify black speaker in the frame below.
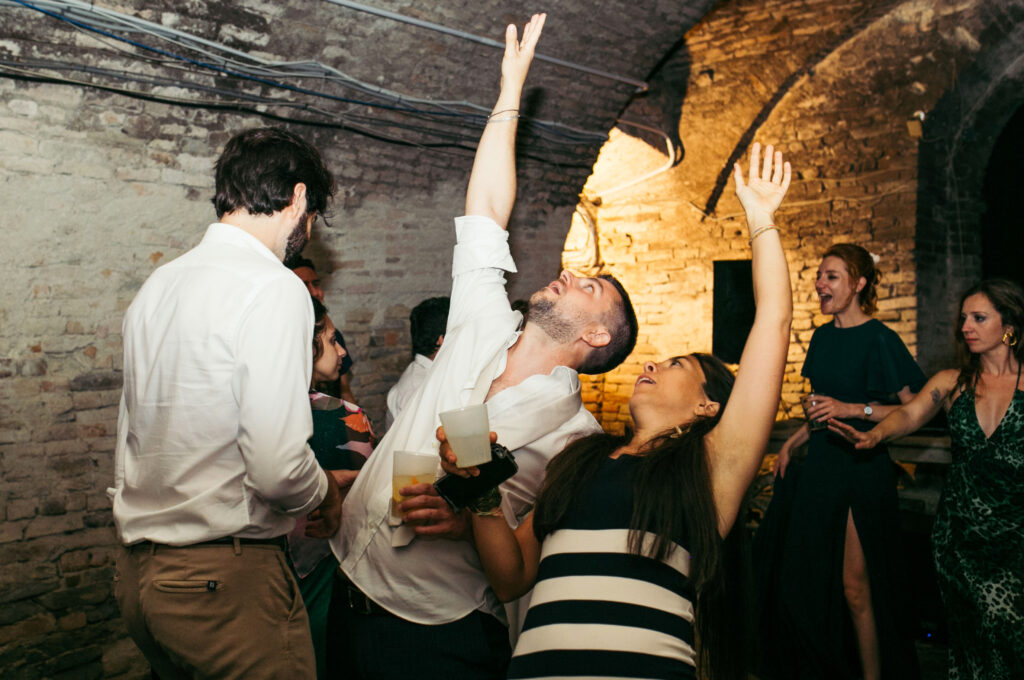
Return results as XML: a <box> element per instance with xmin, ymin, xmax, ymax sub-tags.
<box><xmin>713</xmin><ymin>260</ymin><xmax>755</xmax><ymax>364</ymax></box>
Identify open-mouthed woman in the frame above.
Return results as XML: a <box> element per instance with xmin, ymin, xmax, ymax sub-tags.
<box><xmin>754</xmin><ymin>243</ymin><xmax>925</xmax><ymax>680</ymax></box>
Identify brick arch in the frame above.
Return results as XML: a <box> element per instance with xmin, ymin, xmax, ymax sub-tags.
<box><xmin>915</xmin><ymin>18</ymin><xmax>1024</xmax><ymax>372</ymax></box>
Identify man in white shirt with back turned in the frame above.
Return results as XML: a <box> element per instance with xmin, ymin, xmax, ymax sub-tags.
<box><xmin>385</xmin><ymin>295</ymin><xmax>450</xmax><ymax>430</ymax></box>
<box><xmin>328</xmin><ymin>14</ymin><xmax>638</xmax><ymax>678</ymax></box>
<box><xmin>111</xmin><ymin>128</ymin><xmax>342</xmax><ymax>680</ymax></box>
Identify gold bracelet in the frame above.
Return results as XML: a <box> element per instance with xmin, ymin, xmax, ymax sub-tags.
<box><xmin>748</xmin><ymin>224</ymin><xmax>778</xmax><ymax>244</ymax></box>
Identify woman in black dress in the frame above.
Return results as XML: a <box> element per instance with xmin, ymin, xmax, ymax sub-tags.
<box><xmin>833</xmin><ymin>279</ymin><xmax>1024</xmax><ymax>679</ymax></box>
<box><xmin>756</xmin><ymin>244</ymin><xmax>925</xmax><ymax>680</ymax></box>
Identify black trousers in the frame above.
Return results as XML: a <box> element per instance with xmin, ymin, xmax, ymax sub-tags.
<box><xmin>326</xmin><ymin>572</ymin><xmax>511</xmax><ymax>680</ymax></box>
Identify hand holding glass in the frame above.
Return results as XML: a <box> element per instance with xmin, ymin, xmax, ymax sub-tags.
<box><xmin>392</xmin><ymin>450</ymin><xmax>438</xmax><ymax>520</ymax></box>
<box><xmin>438</xmin><ymin>404</ymin><xmax>492</xmax><ymax>467</ymax></box>
<box><xmin>803</xmin><ymin>392</ymin><xmax>827</xmax><ymax>431</ymax></box>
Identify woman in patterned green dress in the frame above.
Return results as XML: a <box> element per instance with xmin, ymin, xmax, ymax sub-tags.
<box><xmin>833</xmin><ymin>278</ymin><xmax>1024</xmax><ymax>679</ymax></box>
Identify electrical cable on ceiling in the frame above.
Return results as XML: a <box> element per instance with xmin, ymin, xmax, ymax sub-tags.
<box><xmin>0</xmin><ymin>0</ymin><xmax>610</xmax><ymax>158</ymax></box>
<box><xmin>325</xmin><ymin>0</ymin><xmax>649</xmax><ymax>93</ymax></box>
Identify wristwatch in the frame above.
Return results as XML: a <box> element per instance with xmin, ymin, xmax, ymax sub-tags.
<box><xmin>863</xmin><ymin>404</ymin><xmax>873</xmax><ymax>418</ymax></box>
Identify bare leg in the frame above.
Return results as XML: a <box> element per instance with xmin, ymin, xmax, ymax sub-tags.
<box><xmin>843</xmin><ymin>509</ymin><xmax>880</xmax><ymax>680</ymax></box>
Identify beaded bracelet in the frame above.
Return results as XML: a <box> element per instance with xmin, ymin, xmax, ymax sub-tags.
<box><xmin>748</xmin><ymin>224</ymin><xmax>778</xmax><ymax>244</ymax></box>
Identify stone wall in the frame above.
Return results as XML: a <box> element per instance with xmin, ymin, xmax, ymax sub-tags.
<box><xmin>575</xmin><ymin>0</ymin><xmax>1022</xmax><ymax>432</ymax></box>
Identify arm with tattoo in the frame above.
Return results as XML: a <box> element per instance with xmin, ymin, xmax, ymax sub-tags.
<box><xmin>830</xmin><ymin>369</ymin><xmax>958</xmax><ymax>449</ymax></box>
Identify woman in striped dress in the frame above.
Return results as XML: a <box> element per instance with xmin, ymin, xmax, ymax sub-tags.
<box><xmin>441</xmin><ymin>142</ymin><xmax>794</xmax><ymax>680</ymax></box>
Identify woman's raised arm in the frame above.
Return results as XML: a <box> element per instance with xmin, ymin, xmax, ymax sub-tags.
<box><xmin>707</xmin><ymin>142</ymin><xmax>793</xmax><ymax>536</ymax></box>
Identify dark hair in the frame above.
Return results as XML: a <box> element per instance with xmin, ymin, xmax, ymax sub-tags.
<box><xmin>312</xmin><ymin>297</ymin><xmax>329</xmax><ymax>361</ymax></box>
<box><xmin>577</xmin><ymin>274</ymin><xmax>639</xmax><ymax>375</ymax></box>
<box><xmin>955</xmin><ymin>278</ymin><xmax>1024</xmax><ymax>394</ymax></box>
<box><xmin>821</xmin><ymin>243</ymin><xmax>880</xmax><ymax>314</ymax></box>
<box><xmin>533</xmin><ymin>353</ymin><xmax>746</xmax><ymax>679</ymax></box>
<box><xmin>285</xmin><ymin>254</ymin><xmax>316</xmax><ymax>272</ymax></box>
<box><xmin>213</xmin><ymin>128</ymin><xmax>335</xmax><ymax>219</ymax></box>
<box><xmin>410</xmin><ymin>297</ymin><xmax>450</xmax><ymax>357</ymax></box>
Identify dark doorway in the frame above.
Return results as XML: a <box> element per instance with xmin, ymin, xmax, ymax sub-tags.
<box><xmin>981</xmin><ymin>103</ymin><xmax>1024</xmax><ymax>291</ymax></box>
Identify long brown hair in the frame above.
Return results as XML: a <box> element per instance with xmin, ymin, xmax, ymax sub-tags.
<box><xmin>822</xmin><ymin>243</ymin><xmax>880</xmax><ymax>314</ymax></box>
<box><xmin>955</xmin><ymin>278</ymin><xmax>1024</xmax><ymax>394</ymax></box>
<box><xmin>533</xmin><ymin>353</ymin><xmax>748</xmax><ymax>680</ymax></box>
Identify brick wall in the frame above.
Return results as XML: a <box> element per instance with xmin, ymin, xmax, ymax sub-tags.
<box><xmin>575</xmin><ymin>0</ymin><xmax>1020</xmax><ymax>432</ymax></box>
<box><xmin>915</xmin><ymin>3</ymin><xmax>1024</xmax><ymax>371</ymax></box>
<box><xmin>2</xmin><ymin>0</ymin><xmax>1023</xmax><ymax>675</ymax></box>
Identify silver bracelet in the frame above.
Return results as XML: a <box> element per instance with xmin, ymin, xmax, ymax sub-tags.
<box><xmin>748</xmin><ymin>224</ymin><xmax>778</xmax><ymax>245</ymax></box>
<box><xmin>487</xmin><ymin>108</ymin><xmax>519</xmax><ymax>120</ymax></box>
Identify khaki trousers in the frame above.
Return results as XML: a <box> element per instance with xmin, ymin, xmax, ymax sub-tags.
<box><xmin>114</xmin><ymin>540</ymin><xmax>315</xmax><ymax>680</ymax></box>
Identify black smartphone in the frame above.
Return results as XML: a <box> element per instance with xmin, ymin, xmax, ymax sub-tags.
<box><xmin>433</xmin><ymin>443</ymin><xmax>518</xmax><ymax>511</ymax></box>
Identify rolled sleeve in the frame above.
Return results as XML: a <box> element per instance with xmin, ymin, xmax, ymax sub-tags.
<box><xmin>233</xmin><ymin>275</ymin><xmax>326</xmax><ymax>516</ymax></box>
<box><xmin>452</xmin><ymin>215</ymin><xmax>517</xmax><ymax>277</ymax></box>
<box><xmin>449</xmin><ymin>216</ymin><xmax>519</xmax><ymax>331</ymax></box>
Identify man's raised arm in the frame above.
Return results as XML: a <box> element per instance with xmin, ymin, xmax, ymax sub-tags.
<box><xmin>464</xmin><ymin>13</ymin><xmax>546</xmax><ymax>227</ymax></box>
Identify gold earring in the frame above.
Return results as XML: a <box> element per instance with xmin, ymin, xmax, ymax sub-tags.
<box><xmin>1003</xmin><ymin>329</ymin><xmax>1019</xmax><ymax>347</ymax></box>
<box><xmin>672</xmin><ymin>425</ymin><xmax>684</xmax><ymax>438</ymax></box>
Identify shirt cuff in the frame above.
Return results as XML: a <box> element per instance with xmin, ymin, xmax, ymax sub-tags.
<box><xmin>280</xmin><ymin>467</ymin><xmax>329</xmax><ymax>517</ymax></box>
<box><xmin>452</xmin><ymin>215</ymin><xmax>517</xmax><ymax>277</ymax></box>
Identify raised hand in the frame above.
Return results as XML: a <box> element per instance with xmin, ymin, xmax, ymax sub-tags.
<box><xmin>733</xmin><ymin>142</ymin><xmax>791</xmax><ymax>229</ymax></box>
<box><xmin>501</xmin><ymin>13</ymin><xmax>546</xmax><ymax>93</ymax></box>
<box><xmin>465</xmin><ymin>14</ymin><xmax>546</xmax><ymax>224</ymax></box>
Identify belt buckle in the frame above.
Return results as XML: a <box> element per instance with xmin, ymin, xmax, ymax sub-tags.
<box><xmin>347</xmin><ymin>586</ymin><xmax>373</xmax><ymax>615</ymax></box>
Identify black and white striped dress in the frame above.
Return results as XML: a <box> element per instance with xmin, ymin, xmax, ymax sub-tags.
<box><xmin>507</xmin><ymin>454</ymin><xmax>697</xmax><ymax>680</ymax></box>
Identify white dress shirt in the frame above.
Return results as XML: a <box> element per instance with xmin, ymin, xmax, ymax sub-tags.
<box><xmin>385</xmin><ymin>353</ymin><xmax>433</xmax><ymax>430</ymax></box>
<box><xmin>110</xmin><ymin>223</ymin><xmax>327</xmax><ymax>546</ymax></box>
<box><xmin>333</xmin><ymin>215</ymin><xmax>602</xmax><ymax>625</ymax></box>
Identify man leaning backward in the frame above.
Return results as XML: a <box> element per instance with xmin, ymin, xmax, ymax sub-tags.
<box><xmin>329</xmin><ymin>14</ymin><xmax>639</xmax><ymax>679</ymax></box>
